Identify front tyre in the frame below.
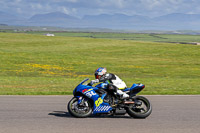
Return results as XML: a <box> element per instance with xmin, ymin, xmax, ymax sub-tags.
<box><xmin>68</xmin><ymin>97</ymin><xmax>92</xmax><ymax>118</ymax></box>
<box><xmin>126</xmin><ymin>96</ymin><xmax>152</xmax><ymax>118</ymax></box>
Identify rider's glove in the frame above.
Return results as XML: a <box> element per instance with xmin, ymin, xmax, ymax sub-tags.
<box><xmin>89</xmin><ymin>79</ymin><xmax>99</xmax><ymax>85</ymax></box>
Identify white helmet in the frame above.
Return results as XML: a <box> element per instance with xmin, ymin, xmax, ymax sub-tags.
<box><xmin>95</xmin><ymin>67</ymin><xmax>107</xmax><ymax>79</ymax></box>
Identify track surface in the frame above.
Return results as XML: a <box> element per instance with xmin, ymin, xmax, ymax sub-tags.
<box><xmin>0</xmin><ymin>95</ymin><xmax>200</xmax><ymax>133</ymax></box>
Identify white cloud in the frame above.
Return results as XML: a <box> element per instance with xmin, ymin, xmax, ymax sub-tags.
<box><xmin>30</xmin><ymin>3</ymin><xmax>43</xmax><ymax>10</ymax></box>
<box><xmin>16</xmin><ymin>8</ymin><xmax>22</xmax><ymax>14</ymax></box>
<box><xmin>50</xmin><ymin>0</ymin><xmax>78</xmax><ymax>3</ymax></box>
<box><xmin>96</xmin><ymin>0</ymin><xmax>126</xmax><ymax>8</ymax></box>
<box><xmin>115</xmin><ymin>0</ymin><xmax>126</xmax><ymax>8</ymax></box>
<box><xmin>61</xmin><ymin>7</ymin><xmax>70</xmax><ymax>14</ymax></box>
<box><xmin>15</xmin><ymin>0</ymin><xmax>22</xmax><ymax>3</ymax></box>
<box><xmin>67</xmin><ymin>0</ymin><xmax>78</xmax><ymax>3</ymax></box>
<box><xmin>1</xmin><ymin>0</ymin><xmax>200</xmax><ymax>18</ymax></box>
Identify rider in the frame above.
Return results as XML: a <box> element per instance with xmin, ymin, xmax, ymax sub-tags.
<box><xmin>89</xmin><ymin>67</ymin><xmax>129</xmax><ymax>99</ymax></box>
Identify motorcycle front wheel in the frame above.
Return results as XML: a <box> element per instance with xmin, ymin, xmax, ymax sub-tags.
<box><xmin>68</xmin><ymin>97</ymin><xmax>92</xmax><ymax>118</ymax></box>
<box><xmin>126</xmin><ymin>96</ymin><xmax>152</xmax><ymax>118</ymax></box>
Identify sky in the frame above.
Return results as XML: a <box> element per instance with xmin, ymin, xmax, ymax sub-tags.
<box><xmin>1</xmin><ymin>0</ymin><xmax>200</xmax><ymax>18</ymax></box>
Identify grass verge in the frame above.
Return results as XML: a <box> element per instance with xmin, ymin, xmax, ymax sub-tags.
<box><xmin>0</xmin><ymin>33</ymin><xmax>199</xmax><ymax>95</ymax></box>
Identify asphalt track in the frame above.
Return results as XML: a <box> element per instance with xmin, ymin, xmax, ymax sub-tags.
<box><xmin>0</xmin><ymin>95</ymin><xmax>200</xmax><ymax>133</ymax></box>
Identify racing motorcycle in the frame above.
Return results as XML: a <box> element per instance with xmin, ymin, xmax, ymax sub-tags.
<box><xmin>68</xmin><ymin>78</ymin><xmax>152</xmax><ymax>118</ymax></box>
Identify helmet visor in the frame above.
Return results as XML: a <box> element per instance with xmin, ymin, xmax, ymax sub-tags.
<box><xmin>95</xmin><ymin>74</ymin><xmax>101</xmax><ymax>79</ymax></box>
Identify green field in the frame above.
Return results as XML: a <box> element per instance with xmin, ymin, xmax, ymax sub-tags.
<box><xmin>26</xmin><ymin>31</ymin><xmax>200</xmax><ymax>43</ymax></box>
<box><xmin>0</xmin><ymin>32</ymin><xmax>200</xmax><ymax>95</ymax></box>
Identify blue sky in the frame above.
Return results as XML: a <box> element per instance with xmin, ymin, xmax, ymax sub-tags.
<box><xmin>1</xmin><ymin>0</ymin><xmax>200</xmax><ymax>18</ymax></box>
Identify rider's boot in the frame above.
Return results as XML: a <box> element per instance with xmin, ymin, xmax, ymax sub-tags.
<box><xmin>117</xmin><ymin>90</ymin><xmax>129</xmax><ymax>99</ymax></box>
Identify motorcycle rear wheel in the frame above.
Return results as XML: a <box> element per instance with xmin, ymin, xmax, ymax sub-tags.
<box><xmin>126</xmin><ymin>96</ymin><xmax>152</xmax><ymax>118</ymax></box>
<box><xmin>68</xmin><ymin>97</ymin><xmax>92</xmax><ymax>118</ymax></box>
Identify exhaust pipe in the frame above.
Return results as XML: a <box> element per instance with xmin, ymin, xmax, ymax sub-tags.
<box><xmin>124</xmin><ymin>101</ymin><xmax>135</xmax><ymax>104</ymax></box>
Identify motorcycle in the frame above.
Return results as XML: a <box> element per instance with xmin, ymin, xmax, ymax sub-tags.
<box><xmin>68</xmin><ymin>78</ymin><xmax>152</xmax><ymax>118</ymax></box>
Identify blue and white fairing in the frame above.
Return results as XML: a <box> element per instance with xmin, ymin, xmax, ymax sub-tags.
<box><xmin>95</xmin><ymin>83</ymin><xmax>108</xmax><ymax>89</ymax></box>
<box><xmin>123</xmin><ymin>83</ymin><xmax>145</xmax><ymax>95</ymax></box>
<box><xmin>73</xmin><ymin>78</ymin><xmax>112</xmax><ymax>114</ymax></box>
<box><xmin>73</xmin><ymin>78</ymin><xmax>145</xmax><ymax>114</ymax></box>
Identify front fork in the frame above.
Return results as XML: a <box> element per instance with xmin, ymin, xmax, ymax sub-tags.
<box><xmin>74</xmin><ymin>96</ymin><xmax>90</xmax><ymax>112</ymax></box>
<box><xmin>76</xmin><ymin>96</ymin><xmax>84</xmax><ymax>105</ymax></box>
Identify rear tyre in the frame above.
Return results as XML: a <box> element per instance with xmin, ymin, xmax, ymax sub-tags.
<box><xmin>68</xmin><ymin>97</ymin><xmax>92</xmax><ymax>118</ymax></box>
<box><xmin>126</xmin><ymin>96</ymin><xmax>152</xmax><ymax>118</ymax></box>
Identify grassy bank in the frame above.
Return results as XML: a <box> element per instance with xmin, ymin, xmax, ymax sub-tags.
<box><xmin>26</xmin><ymin>31</ymin><xmax>200</xmax><ymax>43</ymax></box>
<box><xmin>0</xmin><ymin>33</ymin><xmax>199</xmax><ymax>95</ymax></box>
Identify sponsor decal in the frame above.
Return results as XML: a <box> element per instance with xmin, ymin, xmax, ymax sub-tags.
<box><xmin>82</xmin><ymin>89</ymin><xmax>87</xmax><ymax>93</ymax></box>
<box><xmin>95</xmin><ymin>98</ymin><xmax>103</xmax><ymax>107</ymax></box>
<box><xmin>83</xmin><ymin>89</ymin><xmax>96</xmax><ymax>98</ymax></box>
<box><xmin>94</xmin><ymin>105</ymin><xmax>111</xmax><ymax>112</ymax></box>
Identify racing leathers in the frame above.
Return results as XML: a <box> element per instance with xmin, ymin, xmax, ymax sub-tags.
<box><xmin>90</xmin><ymin>73</ymin><xmax>129</xmax><ymax>99</ymax></box>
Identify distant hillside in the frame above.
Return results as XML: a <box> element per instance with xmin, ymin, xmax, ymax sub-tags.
<box><xmin>28</xmin><ymin>12</ymin><xmax>80</xmax><ymax>27</ymax></box>
<box><xmin>81</xmin><ymin>13</ymin><xmax>150</xmax><ymax>29</ymax></box>
<box><xmin>154</xmin><ymin>13</ymin><xmax>200</xmax><ymax>22</ymax></box>
<box><xmin>29</xmin><ymin>12</ymin><xmax>78</xmax><ymax>22</ymax></box>
<box><xmin>1</xmin><ymin>11</ymin><xmax>200</xmax><ymax>30</ymax></box>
